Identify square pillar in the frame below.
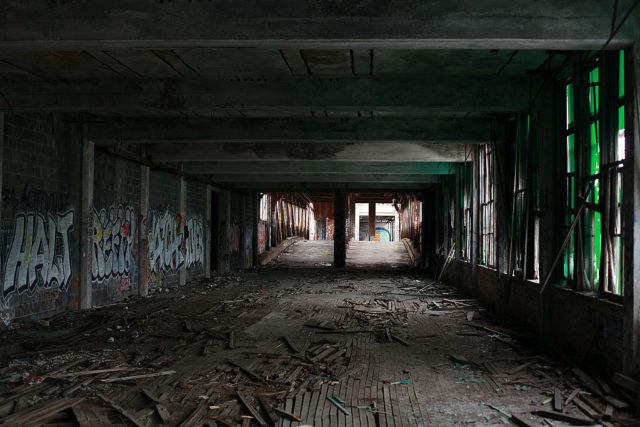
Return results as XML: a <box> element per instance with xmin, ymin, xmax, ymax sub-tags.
<box><xmin>205</xmin><ymin>185</ymin><xmax>212</xmax><ymax>279</ymax></box>
<box><xmin>334</xmin><ymin>192</ymin><xmax>346</xmax><ymax>268</ymax></box>
<box><xmin>178</xmin><ymin>177</ymin><xmax>186</xmax><ymax>286</ymax></box>
<box><xmin>138</xmin><ymin>165</ymin><xmax>150</xmax><ymax>295</ymax></box>
<box><xmin>368</xmin><ymin>202</ymin><xmax>376</xmax><ymax>240</ymax></box>
<box><xmin>216</xmin><ymin>190</ymin><xmax>231</xmax><ymax>273</ymax></box>
<box><xmin>79</xmin><ymin>127</ymin><xmax>94</xmax><ymax>309</ymax></box>
<box><xmin>623</xmin><ymin>43</ymin><xmax>640</xmax><ymax>374</ymax></box>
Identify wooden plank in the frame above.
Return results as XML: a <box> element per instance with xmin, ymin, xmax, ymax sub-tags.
<box><xmin>236</xmin><ymin>391</ymin><xmax>267</xmax><ymax>426</ymax></box>
<box><xmin>72</xmin><ymin>403</ymin><xmax>114</xmax><ymax>427</ymax></box>
<box><xmin>510</xmin><ymin>413</ymin><xmax>537</xmax><ymax>427</ymax></box>
<box><xmin>258</xmin><ymin>396</ymin><xmax>279</xmax><ymax>425</ymax></box>
<box><xmin>50</xmin><ymin>367</ymin><xmax>135</xmax><ymax>378</ymax></box>
<box><xmin>532</xmin><ymin>409</ymin><xmax>596</xmax><ymax>425</ymax></box>
<box><xmin>1</xmin><ymin>397</ymin><xmax>85</xmax><ymax>426</ymax></box>
<box><xmin>292</xmin><ymin>388</ymin><xmax>306</xmax><ymax>424</ymax></box>
<box><xmin>346</xmin><ymin>374</ymin><xmax>360</xmax><ymax>427</ymax></box>
<box><xmin>612</xmin><ymin>372</ymin><xmax>640</xmax><ymax>394</ymax></box>
<box><xmin>314</xmin><ymin>383</ymin><xmax>329</xmax><ymax>426</ymax></box>
<box><xmin>202</xmin><ymin>339</ymin><xmax>214</xmax><ymax>356</ymax></box>
<box><xmin>572</xmin><ymin>396</ymin><xmax>601</xmax><ymax>419</ymax></box>
<box><xmin>553</xmin><ymin>386</ymin><xmax>563</xmax><ymax>411</ymax></box>
<box><xmin>96</xmin><ymin>393</ymin><xmax>144</xmax><ymax>427</ymax></box>
<box><xmin>273</xmin><ymin>406</ymin><xmax>303</xmax><ymax>422</ymax></box>
<box><xmin>100</xmin><ymin>370</ymin><xmax>176</xmax><ymax>383</ymax></box>
<box><xmin>391</xmin><ymin>334</ymin><xmax>412</xmax><ymax>347</ymax></box>
<box><xmin>286</xmin><ymin>366</ymin><xmax>303</xmax><ymax>384</ymax></box>
<box><xmin>383</xmin><ymin>384</ymin><xmax>395</xmax><ymax>427</ymax></box>
<box><xmin>155</xmin><ymin>404</ymin><xmax>173</xmax><ymax>424</ymax></box>
<box><xmin>312</xmin><ymin>346</ymin><xmax>338</xmax><ymax>362</ymax></box>
<box><xmin>306</xmin><ymin>390</ymin><xmax>321</xmax><ymax>427</ymax></box>
<box><xmin>283</xmin><ymin>336</ymin><xmax>301</xmax><ymax>354</ymax></box>
<box><xmin>178</xmin><ymin>403</ymin><xmax>207</xmax><ymax>426</ymax></box>
<box><xmin>508</xmin><ymin>360</ymin><xmax>537</xmax><ymax>375</ymax></box>
<box><xmin>227</xmin><ymin>360</ymin><xmax>262</xmax><ymax>382</ymax></box>
<box><xmin>565</xmin><ymin>388</ymin><xmax>580</xmax><ymax>406</ymax></box>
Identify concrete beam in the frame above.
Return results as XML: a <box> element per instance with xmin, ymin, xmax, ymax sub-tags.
<box><xmin>149</xmin><ymin>142</ymin><xmax>469</xmax><ymax>163</ymax></box>
<box><xmin>213</xmin><ymin>182</ymin><xmax>435</xmax><ymax>192</ymax></box>
<box><xmin>0</xmin><ymin>76</ymin><xmax>529</xmax><ymax>114</ymax></box>
<box><xmin>89</xmin><ymin>117</ymin><xmax>490</xmax><ymax>144</ymax></box>
<box><xmin>202</xmin><ymin>173</ymin><xmax>441</xmax><ymax>183</ymax></box>
<box><xmin>0</xmin><ymin>1</ymin><xmax>634</xmax><ymax>51</ymax></box>
<box><xmin>182</xmin><ymin>161</ymin><xmax>455</xmax><ymax>175</ymax></box>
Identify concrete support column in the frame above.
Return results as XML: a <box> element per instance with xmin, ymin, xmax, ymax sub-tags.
<box><xmin>252</xmin><ymin>192</ymin><xmax>259</xmax><ymax>267</ymax></box>
<box><xmin>266</xmin><ymin>195</ymin><xmax>272</xmax><ymax>248</ymax></box>
<box><xmin>454</xmin><ymin>165</ymin><xmax>462</xmax><ymax>260</ymax></box>
<box><xmin>623</xmin><ymin>43</ymin><xmax>640</xmax><ymax>374</ymax></box>
<box><xmin>471</xmin><ymin>146</ymin><xmax>480</xmax><ymax>296</ymax></box>
<box><xmin>0</xmin><ymin>113</ymin><xmax>4</xmax><ymax>213</ymax></box>
<box><xmin>138</xmin><ymin>165</ymin><xmax>150</xmax><ymax>295</ymax></box>
<box><xmin>240</xmin><ymin>194</ymin><xmax>248</xmax><ymax>268</ymax></box>
<box><xmin>334</xmin><ymin>192</ymin><xmax>346</xmax><ymax>268</ymax></box>
<box><xmin>538</xmin><ymin>85</ymin><xmax>560</xmax><ymax>343</ymax></box>
<box><xmin>216</xmin><ymin>190</ymin><xmax>231</xmax><ymax>273</ymax></box>
<box><xmin>205</xmin><ymin>185</ymin><xmax>212</xmax><ymax>278</ymax></box>
<box><xmin>421</xmin><ymin>190</ymin><xmax>430</xmax><ymax>270</ymax></box>
<box><xmin>79</xmin><ymin>127</ymin><xmax>94</xmax><ymax>309</ymax></box>
<box><xmin>368</xmin><ymin>202</ymin><xmax>376</xmax><ymax>240</ymax></box>
<box><xmin>178</xmin><ymin>177</ymin><xmax>186</xmax><ymax>286</ymax></box>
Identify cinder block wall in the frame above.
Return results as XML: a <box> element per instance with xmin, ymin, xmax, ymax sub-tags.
<box><xmin>0</xmin><ymin>114</ymin><xmax>81</xmax><ymax>325</ymax></box>
<box><xmin>90</xmin><ymin>148</ymin><xmax>142</xmax><ymax>304</ymax></box>
<box><xmin>444</xmin><ymin>260</ymin><xmax>624</xmax><ymax>371</ymax></box>
<box><xmin>0</xmin><ymin>114</ymin><xmax>224</xmax><ymax>326</ymax></box>
<box><xmin>186</xmin><ymin>181</ymin><xmax>207</xmax><ymax>281</ymax></box>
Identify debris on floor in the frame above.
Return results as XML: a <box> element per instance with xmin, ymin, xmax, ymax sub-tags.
<box><xmin>0</xmin><ymin>268</ymin><xmax>638</xmax><ymax>426</ymax></box>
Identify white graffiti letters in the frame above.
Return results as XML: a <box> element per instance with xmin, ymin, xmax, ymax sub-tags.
<box><xmin>3</xmin><ymin>210</ymin><xmax>75</xmax><ymax>299</ymax></box>
<box><xmin>91</xmin><ymin>205</ymin><xmax>137</xmax><ymax>283</ymax></box>
<box><xmin>148</xmin><ymin>210</ymin><xmax>184</xmax><ymax>274</ymax></box>
<box><xmin>185</xmin><ymin>216</ymin><xmax>204</xmax><ymax>269</ymax></box>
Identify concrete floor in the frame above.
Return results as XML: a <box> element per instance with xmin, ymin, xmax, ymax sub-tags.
<box><xmin>0</xmin><ymin>265</ymin><xmax>617</xmax><ymax>426</ymax></box>
<box><xmin>270</xmin><ymin>240</ymin><xmax>413</xmax><ymax>269</ymax></box>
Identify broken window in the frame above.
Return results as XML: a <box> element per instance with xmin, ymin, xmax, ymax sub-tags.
<box><xmin>512</xmin><ymin>114</ymin><xmax>540</xmax><ymax>280</ymax></box>
<box><xmin>460</xmin><ymin>162</ymin><xmax>473</xmax><ymax>261</ymax></box>
<box><xmin>563</xmin><ymin>80</ymin><xmax>577</xmax><ymax>283</ymax></box>
<box><xmin>478</xmin><ymin>144</ymin><xmax>495</xmax><ymax>267</ymax></box>
<box><xmin>561</xmin><ymin>51</ymin><xmax>625</xmax><ymax>297</ymax></box>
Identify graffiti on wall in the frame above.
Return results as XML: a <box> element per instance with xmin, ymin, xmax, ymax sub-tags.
<box><xmin>148</xmin><ymin>209</ymin><xmax>184</xmax><ymax>276</ymax></box>
<box><xmin>185</xmin><ymin>216</ymin><xmax>204</xmax><ymax>270</ymax></box>
<box><xmin>90</xmin><ymin>205</ymin><xmax>137</xmax><ymax>285</ymax></box>
<box><xmin>2</xmin><ymin>210</ymin><xmax>75</xmax><ymax>300</ymax></box>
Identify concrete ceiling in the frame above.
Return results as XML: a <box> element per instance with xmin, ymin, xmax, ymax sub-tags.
<box><xmin>0</xmin><ymin>0</ymin><xmax>635</xmax><ymax>192</ymax></box>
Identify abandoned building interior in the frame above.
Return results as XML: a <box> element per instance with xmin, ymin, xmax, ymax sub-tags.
<box><xmin>0</xmin><ymin>2</ymin><xmax>639</xmax><ymax>426</ymax></box>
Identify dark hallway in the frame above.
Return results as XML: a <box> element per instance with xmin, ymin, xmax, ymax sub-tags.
<box><xmin>0</xmin><ymin>2</ymin><xmax>640</xmax><ymax>426</ymax></box>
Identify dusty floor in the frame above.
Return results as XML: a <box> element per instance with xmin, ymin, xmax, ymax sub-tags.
<box><xmin>272</xmin><ymin>240</ymin><xmax>413</xmax><ymax>269</ymax></box>
<box><xmin>0</xmin><ymin>244</ymin><xmax>637</xmax><ymax>426</ymax></box>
